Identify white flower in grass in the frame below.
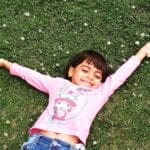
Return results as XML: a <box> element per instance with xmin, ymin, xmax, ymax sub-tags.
<box><xmin>80</xmin><ymin>27</ymin><xmax>82</xmax><ymax>30</ymax></box>
<box><xmin>0</xmin><ymin>88</ymin><xmax>2</xmax><ymax>92</ymax></box>
<box><xmin>58</xmin><ymin>45</ymin><xmax>63</xmax><ymax>50</ymax></box>
<box><xmin>20</xmin><ymin>37</ymin><xmax>25</xmax><ymax>41</ymax></box>
<box><xmin>138</xmin><ymin>93</ymin><xmax>142</xmax><ymax>98</ymax></box>
<box><xmin>121</xmin><ymin>50</ymin><xmax>124</xmax><ymax>53</ymax></box>
<box><xmin>93</xmin><ymin>141</ymin><xmax>97</xmax><ymax>145</ymax></box>
<box><xmin>121</xmin><ymin>44</ymin><xmax>125</xmax><ymax>48</ymax></box>
<box><xmin>3</xmin><ymin>145</ymin><xmax>8</xmax><ymax>149</ymax></box>
<box><xmin>42</xmin><ymin>67</ymin><xmax>45</xmax><ymax>71</ymax></box>
<box><xmin>94</xmin><ymin>10</ymin><xmax>98</xmax><ymax>13</ymax></box>
<box><xmin>2</xmin><ymin>24</ymin><xmax>7</xmax><ymax>27</ymax></box>
<box><xmin>29</xmin><ymin>118</ymin><xmax>33</xmax><ymax>122</ymax></box>
<box><xmin>134</xmin><ymin>83</ymin><xmax>138</xmax><ymax>86</ymax></box>
<box><xmin>56</xmin><ymin>63</ymin><xmax>60</xmax><ymax>67</ymax></box>
<box><xmin>74</xmin><ymin>31</ymin><xmax>78</xmax><ymax>34</ymax></box>
<box><xmin>24</xmin><ymin>12</ymin><xmax>30</xmax><ymax>17</ymax></box>
<box><xmin>66</xmin><ymin>50</ymin><xmax>70</xmax><ymax>54</ymax></box>
<box><xmin>132</xmin><ymin>92</ymin><xmax>136</xmax><ymax>97</ymax></box>
<box><xmin>140</xmin><ymin>32</ymin><xmax>145</xmax><ymax>37</ymax></box>
<box><xmin>83</xmin><ymin>22</ymin><xmax>88</xmax><ymax>27</ymax></box>
<box><xmin>38</xmin><ymin>29</ymin><xmax>42</xmax><ymax>33</ymax></box>
<box><xmin>6</xmin><ymin>120</ymin><xmax>10</xmax><ymax>125</ymax></box>
<box><xmin>122</xmin><ymin>58</ymin><xmax>126</xmax><ymax>62</ymax></box>
<box><xmin>131</xmin><ymin>6</ymin><xmax>136</xmax><ymax>9</ymax></box>
<box><xmin>53</xmin><ymin>53</ymin><xmax>56</xmax><ymax>57</ymax></box>
<box><xmin>109</xmin><ymin>64</ymin><xmax>113</xmax><ymax>68</ymax></box>
<box><xmin>135</xmin><ymin>41</ymin><xmax>140</xmax><ymax>45</ymax></box>
<box><xmin>63</xmin><ymin>18</ymin><xmax>67</xmax><ymax>22</ymax></box>
<box><xmin>107</xmin><ymin>41</ymin><xmax>111</xmax><ymax>45</ymax></box>
<box><xmin>4</xmin><ymin>40</ymin><xmax>9</xmax><ymax>44</ymax></box>
<box><xmin>135</xmin><ymin>32</ymin><xmax>138</xmax><ymax>35</ymax></box>
<box><xmin>4</xmin><ymin>132</ymin><xmax>8</xmax><ymax>137</ymax></box>
<box><xmin>40</xmin><ymin>63</ymin><xmax>44</xmax><ymax>66</ymax></box>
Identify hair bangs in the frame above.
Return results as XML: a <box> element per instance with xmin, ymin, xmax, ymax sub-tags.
<box><xmin>85</xmin><ymin>52</ymin><xmax>106</xmax><ymax>71</ymax></box>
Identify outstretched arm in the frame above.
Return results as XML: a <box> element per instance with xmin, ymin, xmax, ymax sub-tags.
<box><xmin>0</xmin><ymin>59</ymin><xmax>52</xmax><ymax>93</ymax></box>
<box><xmin>135</xmin><ymin>42</ymin><xmax>150</xmax><ymax>61</ymax></box>
<box><xmin>101</xmin><ymin>42</ymin><xmax>150</xmax><ymax>100</ymax></box>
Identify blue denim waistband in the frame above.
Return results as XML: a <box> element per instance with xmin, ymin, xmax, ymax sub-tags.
<box><xmin>34</xmin><ymin>134</ymin><xmax>71</xmax><ymax>147</ymax></box>
<box><xmin>22</xmin><ymin>134</ymin><xmax>85</xmax><ymax>150</ymax></box>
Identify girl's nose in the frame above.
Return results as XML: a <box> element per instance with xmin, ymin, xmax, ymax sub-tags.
<box><xmin>87</xmin><ymin>72</ymin><xmax>94</xmax><ymax>80</ymax></box>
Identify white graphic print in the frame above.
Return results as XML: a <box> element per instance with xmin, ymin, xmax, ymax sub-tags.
<box><xmin>52</xmin><ymin>84</ymin><xmax>90</xmax><ymax>121</ymax></box>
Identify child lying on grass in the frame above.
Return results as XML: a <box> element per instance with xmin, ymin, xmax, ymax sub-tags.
<box><xmin>0</xmin><ymin>42</ymin><xmax>150</xmax><ymax>150</ymax></box>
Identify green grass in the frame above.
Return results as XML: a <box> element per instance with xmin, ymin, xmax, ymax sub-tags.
<box><xmin>0</xmin><ymin>0</ymin><xmax>150</xmax><ymax>149</ymax></box>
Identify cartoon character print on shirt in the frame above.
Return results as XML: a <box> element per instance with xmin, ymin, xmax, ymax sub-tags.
<box><xmin>53</xmin><ymin>85</ymin><xmax>78</xmax><ymax>120</ymax></box>
<box><xmin>52</xmin><ymin>84</ymin><xmax>90</xmax><ymax>121</ymax></box>
<box><xmin>53</xmin><ymin>98</ymin><xmax>76</xmax><ymax>120</ymax></box>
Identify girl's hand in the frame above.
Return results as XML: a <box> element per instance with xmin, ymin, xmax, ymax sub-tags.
<box><xmin>135</xmin><ymin>42</ymin><xmax>150</xmax><ymax>61</ymax></box>
<box><xmin>0</xmin><ymin>58</ymin><xmax>5</xmax><ymax>67</ymax></box>
<box><xmin>141</xmin><ymin>42</ymin><xmax>150</xmax><ymax>57</ymax></box>
<box><xmin>147</xmin><ymin>42</ymin><xmax>150</xmax><ymax>57</ymax></box>
<box><xmin>0</xmin><ymin>59</ymin><xmax>12</xmax><ymax>70</ymax></box>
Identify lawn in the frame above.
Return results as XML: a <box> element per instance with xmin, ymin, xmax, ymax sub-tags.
<box><xmin>0</xmin><ymin>0</ymin><xmax>150</xmax><ymax>150</ymax></box>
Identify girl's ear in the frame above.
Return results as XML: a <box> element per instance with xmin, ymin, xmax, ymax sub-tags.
<box><xmin>68</xmin><ymin>67</ymin><xmax>74</xmax><ymax>77</ymax></box>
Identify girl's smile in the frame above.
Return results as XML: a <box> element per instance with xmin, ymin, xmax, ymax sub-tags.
<box><xmin>68</xmin><ymin>60</ymin><xmax>102</xmax><ymax>88</ymax></box>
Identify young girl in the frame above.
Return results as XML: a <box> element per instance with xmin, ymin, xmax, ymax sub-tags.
<box><xmin>0</xmin><ymin>43</ymin><xmax>150</xmax><ymax>150</ymax></box>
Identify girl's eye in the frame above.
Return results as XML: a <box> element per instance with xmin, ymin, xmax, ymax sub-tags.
<box><xmin>95</xmin><ymin>74</ymin><xmax>101</xmax><ymax>79</ymax></box>
<box><xmin>82</xmin><ymin>69</ymin><xmax>88</xmax><ymax>73</ymax></box>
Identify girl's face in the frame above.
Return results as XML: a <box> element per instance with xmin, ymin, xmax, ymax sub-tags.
<box><xmin>68</xmin><ymin>60</ymin><xmax>102</xmax><ymax>89</ymax></box>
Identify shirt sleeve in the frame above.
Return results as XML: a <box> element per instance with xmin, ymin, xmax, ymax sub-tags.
<box><xmin>101</xmin><ymin>56</ymin><xmax>141</xmax><ymax>99</ymax></box>
<box><xmin>10</xmin><ymin>63</ymin><xmax>53</xmax><ymax>93</ymax></box>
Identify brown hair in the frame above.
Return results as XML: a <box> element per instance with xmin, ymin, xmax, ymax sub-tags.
<box><xmin>64</xmin><ymin>50</ymin><xmax>109</xmax><ymax>82</ymax></box>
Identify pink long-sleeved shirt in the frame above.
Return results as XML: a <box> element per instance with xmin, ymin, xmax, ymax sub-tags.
<box><xmin>10</xmin><ymin>56</ymin><xmax>140</xmax><ymax>144</ymax></box>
